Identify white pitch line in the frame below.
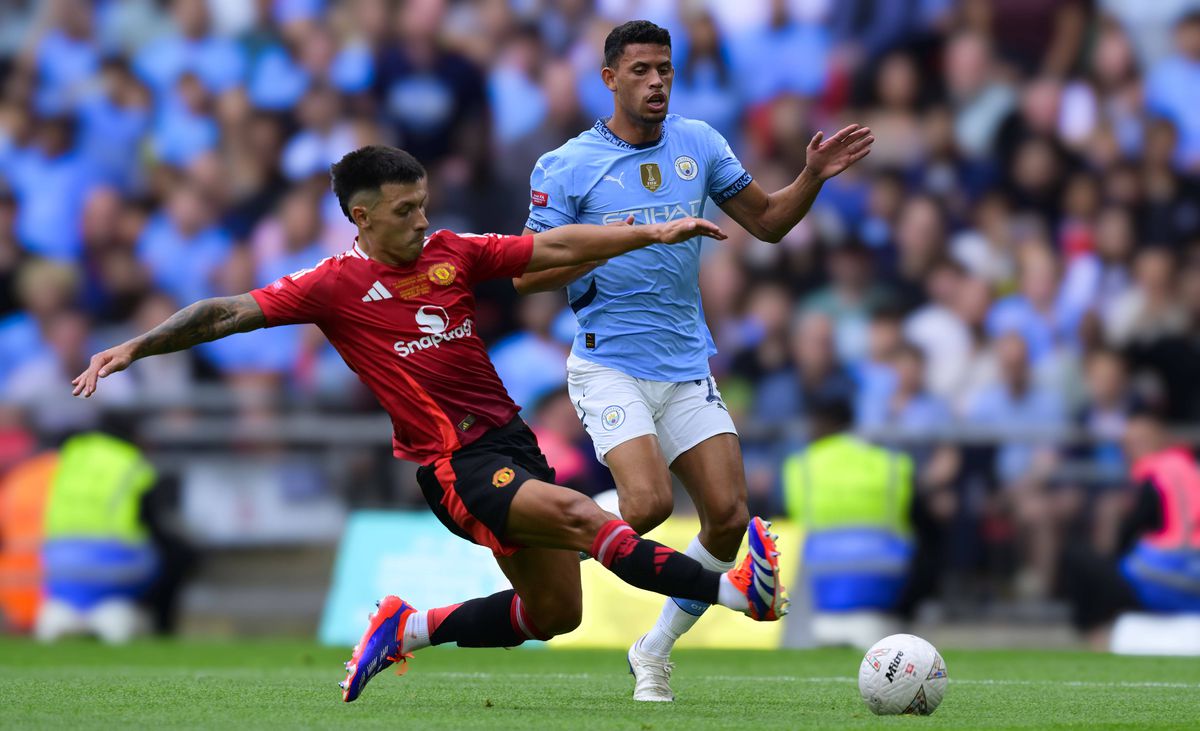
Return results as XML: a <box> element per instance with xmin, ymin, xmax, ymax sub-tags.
<box><xmin>421</xmin><ymin>672</ymin><xmax>1200</xmax><ymax>690</ymax></box>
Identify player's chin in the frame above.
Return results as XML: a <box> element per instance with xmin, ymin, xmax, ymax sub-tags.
<box><xmin>639</xmin><ymin>107</ymin><xmax>668</xmax><ymax>124</ymax></box>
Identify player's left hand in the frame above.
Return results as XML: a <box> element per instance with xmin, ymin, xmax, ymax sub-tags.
<box><xmin>71</xmin><ymin>344</ymin><xmax>135</xmax><ymax>398</ymax></box>
<box><xmin>656</xmin><ymin>217</ymin><xmax>727</xmax><ymax>244</ymax></box>
<box><xmin>804</xmin><ymin>124</ymin><xmax>874</xmax><ymax>180</ymax></box>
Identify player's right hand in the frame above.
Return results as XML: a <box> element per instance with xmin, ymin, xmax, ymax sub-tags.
<box><xmin>72</xmin><ymin>345</ymin><xmax>135</xmax><ymax>398</ymax></box>
<box><xmin>656</xmin><ymin>217</ymin><xmax>727</xmax><ymax>244</ymax></box>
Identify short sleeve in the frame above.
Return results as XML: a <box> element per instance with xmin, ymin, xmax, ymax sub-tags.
<box><xmin>704</xmin><ymin>123</ymin><xmax>753</xmax><ymax>205</ymax></box>
<box><xmin>524</xmin><ymin>152</ymin><xmax>577</xmax><ymax>232</ymax></box>
<box><xmin>454</xmin><ymin>233</ymin><xmax>534</xmax><ymax>283</ymax></box>
<box><xmin>249</xmin><ymin>256</ymin><xmax>336</xmax><ymax>326</ymax></box>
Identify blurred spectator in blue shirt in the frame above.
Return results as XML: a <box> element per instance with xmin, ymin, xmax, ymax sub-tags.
<box><xmin>670</xmin><ymin>10</ymin><xmax>740</xmax><ymax>142</ymax></box>
<box><xmin>491</xmin><ymin>291</ymin><xmax>569</xmax><ymax>413</ymax></box>
<box><xmin>1145</xmin><ymin>11</ymin><xmax>1200</xmax><ymax>170</ymax></box>
<box><xmin>77</xmin><ymin>58</ymin><xmax>152</xmax><ymax>191</ymax></box>
<box><xmin>854</xmin><ymin>307</ymin><xmax>903</xmax><ymax>413</ymax></box>
<box><xmin>30</xmin><ymin>0</ymin><xmax>100</xmax><ymax>114</ymax></box>
<box><xmin>755</xmin><ymin>311</ymin><xmax>857</xmax><ymax>427</ymax></box>
<box><xmin>860</xmin><ymin>342</ymin><xmax>954</xmax><ymax>440</ymax></box>
<box><xmin>986</xmin><ymin>242</ymin><xmax>1071</xmax><ymax>364</ymax></box>
<box><xmin>860</xmin><ymin>341</ymin><xmax>961</xmax><ymax>498</ymax></box>
<box><xmin>133</xmin><ymin>0</ymin><xmax>246</xmax><ymax>96</ymax></box>
<box><xmin>281</xmin><ymin>84</ymin><xmax>357</xmax><ymax>182</ymax></box>
<box><xmin>729</xmin><ymin>0</ymin><xmax>830</xmax><ymax>105</ymax></box>
<box><xmin>488</xmin><ymin>25</ymin><xmax>547</xmax><ymax>148</ymax></box>
<box><xmin>136</xmin><ymin>178</ymin><xmax>231</xmax><ymax>306</ymax></box>
<box><xmin>151</xmin><ymin>72</ymin><xmax>218</xmax><ymax>168</ymax></box>
<box><xmin>963</xmin><ymin>332</ymin><xmax>1065</xmax><ymax>489</ymax></box>
<box><xmin>6</xmin><ymin>115</ymin><xmax>94</xmax><ymax>260</ymax></box>
<box><xmin>248</xmin><ymin>17</ymin><xmax>369</xmax><ymax>111</ymax></box>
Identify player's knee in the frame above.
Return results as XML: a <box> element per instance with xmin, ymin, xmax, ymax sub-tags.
<box><xmin>702</xmin><ymin>497</ymin><xmax>749</xmax><ymax>553</ymax></box>
<box><xmin>527</xmin><ymin>596</ymin><xmax>582</xmax><ymax>637</ymax></box>
<box><xmin>617</xmin><ymin>487</ymin><xmax>674</xmax><ymax>533</ymax></box>
<box><xmin>558</xmin><ymin>491</ymin><xmax>609</xmax><ymax>542</ymax></box>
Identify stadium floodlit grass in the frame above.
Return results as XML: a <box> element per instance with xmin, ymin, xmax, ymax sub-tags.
<box><xmin>2</xmin><ymin>638</ymin><xmax>1198</xmax><ymax>729</ymax></box>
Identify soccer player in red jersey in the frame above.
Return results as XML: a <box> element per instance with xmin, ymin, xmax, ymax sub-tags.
<box><xmin>72</xmin><ymin>146</ymin><xmax>787</xmax><ymax>702</ymax></box>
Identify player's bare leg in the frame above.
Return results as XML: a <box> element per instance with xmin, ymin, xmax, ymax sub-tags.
<box><xmin>623</xmin><ymin>433</ymin><xmax>750</xmax><ymax>701</ymax></box>
<box><xmin>601</xmin><ymin>435</ymin><xmax>675</xmax><ymax>534</ymax></box>
<box><xmin>494</xmin><ymin>548</ymin><xmax>584</xmax><ymax>639</ymax></box>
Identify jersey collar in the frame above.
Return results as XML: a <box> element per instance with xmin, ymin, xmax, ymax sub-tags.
<box><xmin>593</xmin><ymin>117</ymin><xmax>668</xmax><ymax>150</ymax></box>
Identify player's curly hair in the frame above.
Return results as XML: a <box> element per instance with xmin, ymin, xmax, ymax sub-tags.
<box><xmin>330</xmin><ymin>145</ymin><xmax>426</xmax><ymax>222</ymax></box>
<box><xmin>603</xmin><ymin>20</ymin><xmax>671</xmax><ymax>69</ymax></box>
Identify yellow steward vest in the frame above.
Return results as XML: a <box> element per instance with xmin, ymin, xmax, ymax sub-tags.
<box><xmin>43</xmin><ymin>433</ymin><xmax>156</xmax><ymax>545</ymax></box>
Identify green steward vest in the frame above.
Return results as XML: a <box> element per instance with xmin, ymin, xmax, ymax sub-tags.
<box><xmin>43</xmin><ymin>433</ymin><xmax>156</xmax><ymax>544</ymax></box>
<box><xmin>782</xmin><ymin>434</ymin><xmax>913</xmax><ymax>534</ymax></box>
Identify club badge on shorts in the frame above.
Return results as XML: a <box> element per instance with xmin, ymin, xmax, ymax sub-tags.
<box><xmin>601</xmin><ymin>405</ymin><xmax>625</xmax><ymax>430</ymax></box>
<box><xmin>492</xmin><ymin>467</ymin><xmax>515</xmax><ymax>487</ymax></box>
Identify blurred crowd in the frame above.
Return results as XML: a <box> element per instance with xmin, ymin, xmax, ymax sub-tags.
<box><xmin>3</xmin><ymin>0</ymin><xmax>1200</xmax><ymax>607</ymax></box>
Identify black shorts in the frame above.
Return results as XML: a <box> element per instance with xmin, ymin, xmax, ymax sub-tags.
<box><xmin>416</xmin><ymin>417</ymin><xmax>556</xmax><ymax>556</ymax></box>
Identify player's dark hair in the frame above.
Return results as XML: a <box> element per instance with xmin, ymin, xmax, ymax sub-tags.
<box><xmin>330</xmin><ymin>145</ymin><xmax>426</xmax><ymax>222</ymax></box>
<box><xmin>604</xmin><ymin>20</ymin><xmax>671</xmax><ymax>69</ymax></box>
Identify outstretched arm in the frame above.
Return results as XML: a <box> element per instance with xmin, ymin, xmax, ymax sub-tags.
<box><xmin>513</xmin><ymin>227</ymin><xmax>600</xmax><ymax>294</ymax></box>
<box><xmin>72</xmin><ymin>293</ymin><xmax>266</xmax><ymax>397</ymax></box>
<box><xmin>719</xmin><ymin>124</ymin><xmax>874</xmax><ymax>243</ymax></box>
<box><xmin>513</xmin><ymin>215</ymin><xmax>636</xmax><ymax>294</ymax></box>
<box><xmin>524</xmin><ymin>217</ymin><xmax>725</xmax><ymax>274</ymax></box>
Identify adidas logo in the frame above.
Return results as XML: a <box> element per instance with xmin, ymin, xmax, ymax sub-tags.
<box><xmin>362</xmin><ymin>281</ymin><xmax>393</xmax><ymax>302</ymax></box>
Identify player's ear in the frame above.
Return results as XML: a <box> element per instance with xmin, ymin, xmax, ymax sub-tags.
<box><xmin>601</xmin><ymin>66</ymin><xmax>617</xmax><ymax>93</ymax></box>
<box><xmin>351</xmin><ymin>204</ymin><xmax>370</xmax><ymax>229</ymax></box>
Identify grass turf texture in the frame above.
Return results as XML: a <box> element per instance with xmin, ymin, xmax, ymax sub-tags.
<box><xmin>2</xmin><ymin>639</ymin><xmax>1198</xmax><ymax>729</ymax></box>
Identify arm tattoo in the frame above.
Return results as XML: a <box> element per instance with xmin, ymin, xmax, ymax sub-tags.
<box><xmin>129</xmin><ymin>294</ymin><xmax>267</xmax><ymax>360</ymax></box>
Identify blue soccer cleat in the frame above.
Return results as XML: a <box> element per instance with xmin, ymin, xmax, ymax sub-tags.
<box><xmin>340</xmin><ymin>595</ymin><xmax>417</xmax><ymax>702</ymax></box>
<box><xmin>726</xmin><ymin>517</ymin><xmax>788</xmax><ymax>621</ymax></box>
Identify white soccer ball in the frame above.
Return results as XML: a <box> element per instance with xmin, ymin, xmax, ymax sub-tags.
<box><xmin>857</xmin><ymin>633</ymin><xmax>948</xmax><ymax>716</ymax></box>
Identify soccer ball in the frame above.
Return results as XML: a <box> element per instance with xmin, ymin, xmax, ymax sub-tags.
<box><xmin>858</xmin><ymin>633</ymin><xmax>948</xmax><ymax>715</ymax></box>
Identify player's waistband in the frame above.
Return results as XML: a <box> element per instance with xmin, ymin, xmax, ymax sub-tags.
<box><xmin>429</xmin><ymin>416</ymin><xmax>530</xmax><ymax>465</ymax></box>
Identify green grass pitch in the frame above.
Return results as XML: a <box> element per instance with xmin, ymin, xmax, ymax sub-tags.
<box><xmin>2</xmin><ymin>638</ymin><xmax>1198</xmax><ymax>729</ymax></box>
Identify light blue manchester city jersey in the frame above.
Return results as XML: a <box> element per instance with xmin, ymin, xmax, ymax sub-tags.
<box><xmin>525</xmin><ymin>114</ymin><xmax>752</xmax><ymax>381</ymax></box>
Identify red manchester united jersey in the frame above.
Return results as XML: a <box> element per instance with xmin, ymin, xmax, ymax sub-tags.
<box><xmin>250</xmin><ymin>230</ymin><xmax>534</xmax><ymax>464</ymax></box>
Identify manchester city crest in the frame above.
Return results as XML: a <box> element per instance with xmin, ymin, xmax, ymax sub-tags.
<box><xmin>674</xmin><ymin>155</ymin><xmax>698</xmax><ymax>180</ymax></box>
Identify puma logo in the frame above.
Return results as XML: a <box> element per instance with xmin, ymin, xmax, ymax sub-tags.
<box><xmin>602</xmin><ymin>172</ymin><xmax>626</xmax><ymax>189</ymax></box>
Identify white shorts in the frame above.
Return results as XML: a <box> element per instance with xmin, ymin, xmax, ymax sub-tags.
<box><xmin>566</xmin><ymin>353</ymin><xmax>737</xmax><ymax>466</ymax></box>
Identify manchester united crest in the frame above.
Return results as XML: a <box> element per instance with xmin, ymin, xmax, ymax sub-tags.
<box><xmin>492</xmin><ymin>467</ymin><xmax>515</xmax><ymax>488</ymax></box>
<box><xmin>427</xmin><ymin>262</ymin><xmax>457</xmax><ymax>286</ymax></box>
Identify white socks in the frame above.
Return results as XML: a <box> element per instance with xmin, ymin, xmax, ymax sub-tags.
<box><xmin>402</xmin><ymin>610</ymin><xmax>431</xmax><ymax>654</ymax></box>
<box><xmin>638</xmin><ymin>536</ymin><xmax>737</xmax><ymax>659</ymax></box>
<box><xmin>717</xmin><ymin>574</ymin><xmax>749</xmax><ymax>613</ymax></box>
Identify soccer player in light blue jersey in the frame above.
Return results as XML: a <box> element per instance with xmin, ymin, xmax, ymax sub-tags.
<box><xmin>517</xmin><ymin>20</ymin><xmax>873</xmax><ymax>701</ymax></box>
